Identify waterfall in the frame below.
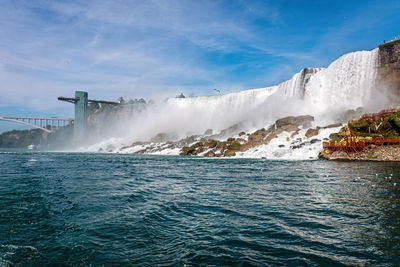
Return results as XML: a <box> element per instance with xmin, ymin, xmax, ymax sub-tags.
<box><xmin>83</xmin><ymin>48</ymin><xmax>384</xmax><ymax>157</ymax></box>
<box><xmin>157</xmin><ymin>48</ymin><xmax>380</xmax><ymax>136</ymax></box>
<box><xmin>304</xmin><ymin>48</ymin><xmax>379</xmax><ymax>112</ymax></box>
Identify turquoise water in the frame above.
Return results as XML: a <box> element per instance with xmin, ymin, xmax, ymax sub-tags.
<box><xmin>0</xmin><ymin>151</ymin><xmax>399</xmax><ymax>266</ymax></box>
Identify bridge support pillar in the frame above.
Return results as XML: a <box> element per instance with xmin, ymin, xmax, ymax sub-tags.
<box><xmin>74</xmin><ymin>91</ymin><xmax>88</xmax><ymax>140</ymax></box>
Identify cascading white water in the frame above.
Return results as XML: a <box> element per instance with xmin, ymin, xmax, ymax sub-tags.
<box><xmin>304</xmin><ymin>49</ymin><xmax>379</xmax><ymax>112</ymax></box>
<box><xmin>84</xmin><ymin>48</ymin><xmax>387</xmax><ymax>158</ymax></box>
<box><xmin>148</xmin><ymin>48</ymin><xmax>381</xmax><ymax>137</ymax></box>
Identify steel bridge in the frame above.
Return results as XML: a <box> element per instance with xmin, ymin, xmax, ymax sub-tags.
<box><xmin>1</xmin><ymin>91</ymin><xmax>118</xmax><ymax>138</ymax></box>
<box><xmin>0</xmin><ymin>116</ymin><xmax>74</xmax><ymax>133</ymax></box>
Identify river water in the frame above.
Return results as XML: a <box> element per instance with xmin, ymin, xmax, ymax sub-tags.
<box><xmin>0</xmin><ymin>151</ymin><xmax>399</xmax><ymax>266</ymax></box>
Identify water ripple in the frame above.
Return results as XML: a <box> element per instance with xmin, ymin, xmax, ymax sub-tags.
<box><xmin>0</xmin><ymin>152</ymin><xmax>399</xmax><ymax>266</ymax></box>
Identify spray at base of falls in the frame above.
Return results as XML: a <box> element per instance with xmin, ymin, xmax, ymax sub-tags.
<box><xmin>81</xmin><ymin>48</ymin><xmax>390</xmax><ymax>159</ymax></box>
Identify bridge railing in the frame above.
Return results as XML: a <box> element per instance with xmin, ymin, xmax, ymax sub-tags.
<box><xmin>0</xmin><ymin>116</ymin><xmax>74</xmax><ymax>133</ymax></box>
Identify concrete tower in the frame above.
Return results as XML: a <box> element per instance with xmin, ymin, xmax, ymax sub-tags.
<box><xmin>74</xmin><ymin>91</ymin><xmax>88</xmax><ymax>140</ymax></box>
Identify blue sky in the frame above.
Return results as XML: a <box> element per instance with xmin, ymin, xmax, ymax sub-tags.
<box><xmin>0</xmin><ymin>0</ymin><xmax>399</xmax><ymax>133</ymax></box>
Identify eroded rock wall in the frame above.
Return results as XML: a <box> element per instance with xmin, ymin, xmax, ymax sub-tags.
<box><xmin>378</xmin><ymin>39</ymin><xmax>400</xmax><ymax>101</ymax></box>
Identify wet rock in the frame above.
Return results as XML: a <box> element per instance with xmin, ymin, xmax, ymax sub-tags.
<box><xmin>291</xmin><ymin>143</ymin><xmax>305</xmax><ymax>149</ymax></box>
<box><xmin>328</xmin><ymin>133</ymin><xmax>341</xmax><ymax>142</ymax></box>
<box><xmin>204</xmin><ymin>129</ymin><xmax>213</xmax><ymax>135</ymax></box>
<box><xmin>204</xmin><ymin>150</ymin><xmax>215</xmax><ymax>157</ymax></box>
<box><xmin>239</xmin><ymin>131</ymin><xmax>246</xmax><ymax>136</ymax></box>
<box><xmin>205</xmin><ymin>140</ymin><xmax>218</xmax><ymax>148</ymax></box>
<box><xmin>264</xmin><ymin>134</ymin><xmax>278</xmax><ymax>144</ymax></box>
<box><xmin>227</xmin><ymin>142</ymin><xmax>241</xmax><ymax>150</ymax></box>
<box><xmin>392</xmin><ymin>118</ymin><xmax>400</xmax><ymax>132</ymax></box>
<box><xmin>136</xmin><ymin>148</ymin><xmax>147</xmax><ymax>154</ymax></box>
<box><xmin>194</xmin><ymin>146</ymin><xmax>203</xmax><ymax>154</ymax></box>
<box><xmin>236</xmin><ymin>138</ymin><xmax>246</xmax><ymax>143</ymax></box>
<box><xmin>181</xmin><ymin>146</ymin><xmax>195</xmax><ymax>155</ymax></box>
<box><xmin>275</xmin><ymin>115</ymin><xmax>314</xmax><ymax>128</ymax></box>
<box><xmin>320</xmin><ymin>123</ymin><xmax>342</xmax><ymax>129</ymax></box>
<box><xmin>176</xmin><ymin>135</ymin><xmax>199</xmax><ymax>147</ymax></box>
<box><xmin>224</xmin><ymin>150</ymin><xmax>236</xmax><ymax>157</ymax></box>
<box><xmin>305</xmin><ymin>128</ymin><xmax>319</xmax><ymax>138</ymax></box>
<box><xmin>309</xmin><ymin>138</ymin><xmax>320</xmax><ymax>144</ymax></box>
<box><xmin>282</xmin><ymin>124</ymin><xmax>299</xmax><ymax>133</ymax></box>
<box><xmin>290</xmin><ymin>131</ymin><xmax>299</xmax><ymax>138</ymax></box>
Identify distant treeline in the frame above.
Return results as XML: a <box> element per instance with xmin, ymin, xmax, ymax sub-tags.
<box><xmin>0</xmin><ymin>93</ymin><xmax>189</xmax><ymax>149</ymax></box>
<box><xmin>0</xmin><ymin>124</ymin><xmax>74</xmax><ymax>149</ymax></box>
<box><xmin>0</xmin><ymin>129</ymin><xmax>43</xmax><ymax>148</ymax></box>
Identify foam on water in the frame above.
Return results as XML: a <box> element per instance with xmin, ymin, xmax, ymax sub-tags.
<box><xmin>236</xmin><ymin>126</ymin><xmax>343</xmax><ymax>160</ymax></box>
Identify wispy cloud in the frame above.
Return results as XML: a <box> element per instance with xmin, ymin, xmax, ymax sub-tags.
<box><xmin>0</xmin><ymin>0</ymin><xmax>399</xmax><ymax>120</ymax></box>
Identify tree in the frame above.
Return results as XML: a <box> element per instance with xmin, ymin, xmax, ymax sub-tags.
<box><xmin>118</xmin><ymin>97</ymin><xmax>125</xmax><ymax>104</ymax></box>
<box><xmin>88</xmin><ymin>102</ymin><xmax>100</xmax><ymax>115</ymax></box>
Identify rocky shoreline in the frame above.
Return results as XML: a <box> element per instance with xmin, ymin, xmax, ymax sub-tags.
<box><xmin>320</xmin><ymin>145</ymin><xmax>400</xmax><ymax>161</ymax></box>
<box><xmin>114</xmin><ymin>114</ymin><xmax>345</xmax><ymax>159</ymax></box>
<box><xmin>320</xmin><ymin>108</ymin><xmax>400</xmax><ymax>162</ymax></box>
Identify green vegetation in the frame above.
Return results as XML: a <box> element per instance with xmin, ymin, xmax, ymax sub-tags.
<box><xmin>0</xmin><ymin>129</ymin><xmax>43</xmax><ymax>148</ymax></box>
<box><xmin>0</xmin><ymin>124</ymin><xmax>74</xmax><ymax>149</ymax></box>
<box><xmin>181</xmin><ymin>146</ymin><xmax>195</xmax><ymax>155</ymax></box>
<box><xmin>354</xmin><ymin>132</ymin><xmax>382</xmax><ymax>137</ymax></box>
<box><xmin>43</xmin><ymin>125</ymin><xmax>74</xmax><ymax>150</ymax></box>
<box><xmin>378</xmin><ymin>38</ymin><xmax>400</xmax><ymax>48</ymax></box>
<box><xmin>350</xmin><ymin>113</ymin><xmax>400</xmax><ymax>138</ymax></box>
<box><xmin>205</xmin><ymin>140</ymin><xmax>218</xmax><ymax>148</ymax></box>
<box><xmin>388</xmin><ymin>111</ymin><xmax>400</xmax><ymax>120</ymax></box>
<box><xmin>88</xmin><ymin>102</ymin><xmax>100</xmax><ymax>115</ymax></box>
<box><xmin>367</xmin><ymin>155</ymin><xmax>374</xmax><ymax>159</ymax></box>
<box><xmin>350</xmin><ymin>120</ymin><xmax>369</xmax><ymax>129</ymax></box>
<box><xmin>228</xmin><ymin>142</ymin><xmax>241</xmax><ymax>149</ymax></box>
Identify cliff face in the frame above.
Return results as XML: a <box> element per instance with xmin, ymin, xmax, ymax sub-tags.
<box><xmin>378</xmin><ymin>39</ymin><xmax>400</xmax><ymax>100</ymax></box>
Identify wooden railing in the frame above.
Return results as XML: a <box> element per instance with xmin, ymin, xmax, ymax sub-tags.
<box><xmin>323</xmin><ymin>108</ymin><xmax>400</xmax><ymax>153</ymax></box>
<box><xmin>352</xmin><ymin>109</ymin><xmax>398</xmax><ymax>122</ymax></box>
<box><xmin>323</xmin><ymin>136</ymin><xmax>400</xmax><ymax>152</ymax></box>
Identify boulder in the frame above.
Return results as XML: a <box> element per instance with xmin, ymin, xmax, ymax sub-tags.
<box><xmin>224</xmin><ymin>150</ymin><xmax>236</xmax><ymax>157</ymax></box>
<box><xmin>204</xmin><ymin>150</ymin><xmax>215</xmax><ymax>157</ymax></box>
<box><xmin>275</xmin><ymin>115</ymin><xmax>314</xmax><ymax>128</ymax></box>
<box><xmin>305</xmin><ymin>128</ymin><xmax>319</xmax><ymax>138</ymax></box>
<box><xmin>227</xmin><ymin>142</ymin><xmax>241</xmax><ymax>150</ymax></box>
<box><xmin>181</xmin><ymin>146</ymin><xmax>195</xmax><ymax>155</ymax></box>
<box><xmin>391</xmin><ymin>117</ymin><xmax>400</xmax><ymax>133</ymax></box>
<box><xmin>204</xmin><ymin>129</ymin><xmax>213</xmax><ymax>135</ymax></box>
<box><xmin>205</xmin><ymin>140</ymin><xmax>218</xmax><ymax>148</ymax></box>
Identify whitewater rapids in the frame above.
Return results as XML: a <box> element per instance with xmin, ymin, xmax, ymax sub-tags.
<box><xmin>82</xmin><ymin>48</ymin><xmax>388</xmax><ymax>159</ymax></box>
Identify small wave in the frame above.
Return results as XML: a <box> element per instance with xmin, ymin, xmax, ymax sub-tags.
<box><xmin>0</xmin><ymin>245</ymin><xmax>43</xmax><ymax>267</ymax></box>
